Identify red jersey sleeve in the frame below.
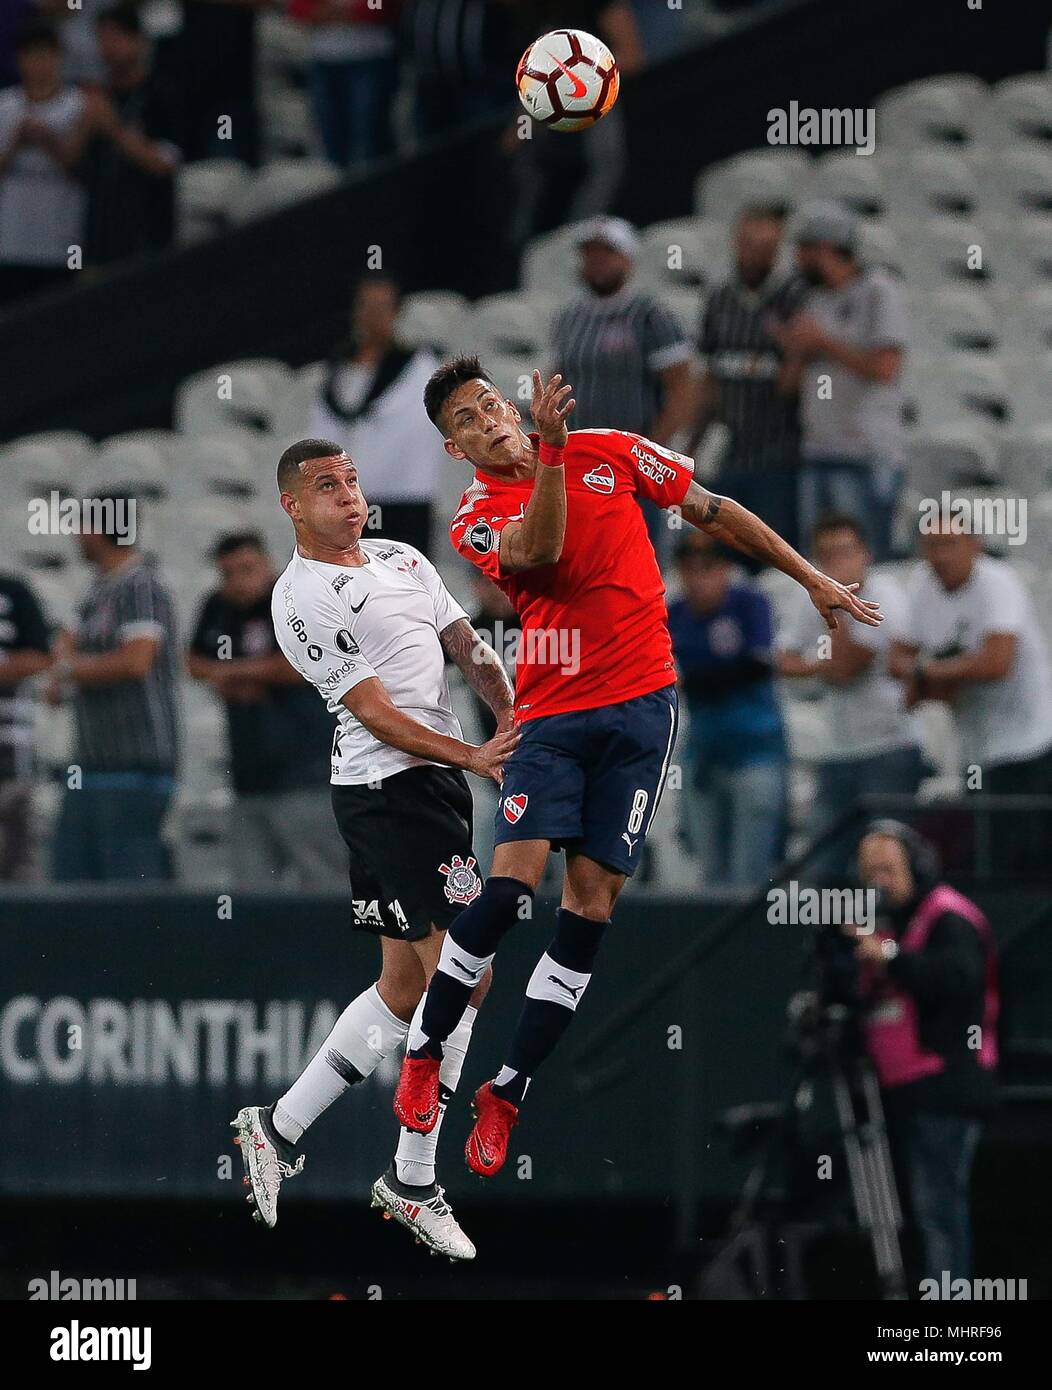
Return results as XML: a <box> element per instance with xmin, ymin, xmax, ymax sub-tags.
<box><xmin>612</xmin><ymin>432</ymin><xmax>695</xmax><ymax>508</ymax></box>
<box><xmin>449</xmin><ymin>488</ymin><xmax>522</xmax><ymax>581</ymax></box>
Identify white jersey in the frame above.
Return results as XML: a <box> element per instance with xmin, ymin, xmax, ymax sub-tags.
<box><xmin>272</xmin><ymin>541</ymin><xmax>468</xmax><ymax>785</ymax></box>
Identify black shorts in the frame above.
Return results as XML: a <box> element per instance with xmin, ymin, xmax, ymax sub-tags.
<box><xmin>331</xmin><ymin>765</ymin><xmax>482</xmax><ymax>942</ymax></box>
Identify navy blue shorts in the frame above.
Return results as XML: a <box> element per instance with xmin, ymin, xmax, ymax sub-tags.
<box><xmin>494</xmin><ymin>685</ymin><xmax>679</xmax><ymax>876</ymax></box>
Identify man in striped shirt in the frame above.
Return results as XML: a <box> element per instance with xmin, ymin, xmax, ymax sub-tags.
<box><xmin>688</xmin><ymin>205</ymin><xmax>807</xmax><ymax>552</ymax></box>
<box><xmin>46</xmin><ymin>496</ymin><xmax>180</xmax><ymax>881</ymax></box>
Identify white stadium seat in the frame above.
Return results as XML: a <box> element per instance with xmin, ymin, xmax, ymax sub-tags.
<box><xmin>520</xmin><ymin>223</ymin><xmax>589</xmax><ymax>295</ymax></box>
<box><xmin>906</xmin><ymin>425</ymin><xmax>1002</xmax><ymax>498</ymax></box>
<box><xmin>997</xmin><ymin>286</ymin><xmax>1052</xmax><ymax>354</ymax></box>
<box><xmin>0</xmin><ymin>432</ymin><xmax>93</xmax><ymax>499</ymax></box>
<box><xmin>637</xmin><ymin>217</ymin><xmax>731</xmax><ymax>294</ymax></box>
<box><xmin>226</xmin><ymin>159</ymin><xmax>342</xmax><ymax>224</ymax></box>
<box><xmin>989</xmin><ymin>217</ymin><xmax>1052</xmax><ymax>290</ymax></box>
<box><xmin>979</xmin><ymin>148</ymin><xmax>1052</xmax><ymax>218</ymax></box>
<box><xmin>471</xmin><ymin>292</ymin><xmax>559</xmax><ymax>357</ymax></box>
<box><xmin>895</xmin><ymin>217</ymin><xmax>989</xmax><ymax>288</ymax></box>
<box><xmin>175</xmin><ymin>433</ymin><xmax>264</xmax><ymax>501</ymax></box>
<box><xmin>910</xmin><ymin>353</ymin><xmax>1010</xmax><ymax>433</ymax></box>
<box><xmin>913</xmin><ymin>287</ymin><xmax>999</xmax><ymax>353</ymax></box>
<box><xmin>396</xmin><ymin>290</ymin><xmax>474</xmax><ymax>353</ymax></box>
<box><xmin>84</xmin><ymin>432</ymin><xmax>176</xmax><ymax>501</ymax></box>
<box><xmin>1000</xmin><ymin>427</ymin><xmax>1052</xmax><ymax>496</ymax></box>
<box><xmin>480</xmin><ymin>354</ymin><xmax>535</xmax><ymax>405</ymax></box>
<box><xmin>974</xmin><ymin>74</ymin><xmax>1052</xmax><ymax>151</ymax></box>
<box><xmin>884</xmin><ymin>150</ymin><xmax>979</xmax><ymax>220</ymax></box>
<box><xmin>175</xmin><ymin>159</ymin><xmax>251</xmax><ymax>244</ymax></box>
<box><xmin>1000</xmin><ymin>352</ymin><xmax>1052</xmax><ymax>430</ymax></box>
<box><xmin>175</xmin><ymin>358</ymin><xmax>295</xmax><ymax>435</ymax></box>
<box><xmin>803</xmin><ymin>151</ymin><xmax>887</xmax><ymax>217</ymax></box>
<box><xmin>875</xmin><ymin>75</ymin><xmax>988</xmax><ymax>149</ymax></box>
<box><xmin>694</xmin><ymin>149</ymin><xmax>810</xmax><ymax>222</ymax></box>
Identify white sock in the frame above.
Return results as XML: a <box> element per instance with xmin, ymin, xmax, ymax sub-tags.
<box><xmin>273</xmin><ymin>984</ymin><xmax>408</xmax><ymax>1144</ymax></box>
<box><xmin>394</xmin><ymin>1003</ymin><xmax>478</xmax><ymax>1187</ymax></box>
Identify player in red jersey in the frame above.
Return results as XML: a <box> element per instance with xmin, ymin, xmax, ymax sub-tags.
<box><xmin>394</xmin><ymin>356</ymin><xmax>882</xmax><ymax>1174</ymax></box>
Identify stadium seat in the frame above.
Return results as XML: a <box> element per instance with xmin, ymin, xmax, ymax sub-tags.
<box><xmin>175</xmin><ymin>159</ymin><xmax>251</xmax><ymax>245</ymax></box>
<box><xmin>175</xmin><ymin>433</ymin><xmax>265</xmax><ymax>501</ymax></box>
<box><xmin>1000</xmin><ymin>352</ymin><xmax>1052</xmax><ymax>429</ymax></box>
<box><xmin>260</xmin><ymin>88</ymin><xmax>317</xmax><ymax>162</ymax></box>
<box><xmin>855</xmin><ymin>218</ymin><xmax>902</xmax><ymax>273</ymax></box>
<box><xmin>996</xmin><ymin>286</ymin><xmax>1052</xmax><ymax>354</ymax></box>
<box><xmin>396</xmin><ymin>290</ymin><xmax>474</xmax><ymax>353</ymax></box>
<box><xmin>520</xmin><ymin>222</ymin><xmax>589</xmax><ymax>295</ymax></box>
<box><xmin>979</xmin><ymin>148</ymin><xmax>1052</xmax><ymax>218</ymax></box>
<box><xmin>906</xmin><ymin>425</ymin><xmax>1003</xmax><ymax>498</ymax></box>
<box><xmin>481</xmin><ymin>354</ymin><xmax>535</xmax><ymax>404</ymax></box>
<box><xmin>974</xmin><ymin>73</ymin><xmax>1052</xmax><ymax>150</ymax></box>
<box><xmin>912</xmin><ymin>287</ymin><xmax>999</xmax><ymax>353</ymax></box>
<box><xmin>1001</xmin><ymin>426</ymin><xmax>1052</xmax><ymax>496</ymax></box>
<box><xmin>990</xmin><ymin>217</ymin><xmax>1052</xmax><ymax>290</ymax></box>
<box><xmin>694</xmin><ymin>149</ymin><xmax>810</xmax><ymax>222</ymax></box>
<box><xmin>0</xmin><ymin>432</ymin><xmax>93</xmax><ymax>499</ymax></box>
<box><xmin>86</xmin><ymin>432</ymin><xmax>178</xmax><ymax>500</ymax></box>
<box><xmin>910</xmin><ymin>353</ymin><xmax>1010</xmax><ymax>432</ymax></box>
<box><xmin>226</xmin><ymin>159</ymin><xmax>342</xmax><ymax>225</ymax></box>
<box><xmin>637</xmin><ymin>218</ymin><xmax>731</xmax><ymax>294</ymax></box>
<box><xmin>175</xmin><ymin>359</ymin><xmax>295</xmax><ymax>435</ymax></box>
<box><xmin>471</xmin><ymin>292</ymin><xmax>559</xmax><ymax>357</ymax></box>
<box><xmin>875</xmin><ymin>75</ymin><xmax>988</xmax><ymax>148</ymax></box>
<box><xmin>803</xmin><ymin>151</ymin><xmax>887</xmax><ymax>217</ymax></box>
<box><xmin>895</xmin><ymin>217</ymin><xmax>990</xmax><ymax>287</ymax></box>
<box><xmin>884</xmin><ymin>150</ymin><xmax>979</xmax><ymax>220</ymax></box>
<box><xmin>656</xmin><ymin>288</ymin><xmax>703</xmax><ymax>339</ymax></box>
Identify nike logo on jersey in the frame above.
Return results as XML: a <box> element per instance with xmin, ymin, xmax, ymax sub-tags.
<box><xmin>548</xmin><ymin>974</ymin><xmax>584</xmax><ymax>1000</ymax></box>
<box><xmin>349</xmin><ymin>596</ymin><xmax>368</xmax><ymax>613</ymax></box>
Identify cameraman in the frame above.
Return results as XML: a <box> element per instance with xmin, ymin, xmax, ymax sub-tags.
<box><xmin>854</xmin><ymin>821</ymin><xmax>998</xmax><ymax>1287</ymax></box>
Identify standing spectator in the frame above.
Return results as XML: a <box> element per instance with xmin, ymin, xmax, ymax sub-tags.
<box><xmin>668</xmin><ymin>532</ymin><xmax>787</xmax><ymax>886</ymax></box>
<box><xmin>548</xmin><ymin>217</ymin><xmax>694</xmax><ymax>441</ymax></box>
<box><xmin>889</xmin><ymin>523</ymin><xmax>1052</xmax><ymax>878</ymax></box>
<box><xmin>179</xmin><ymin>0</ymin><xmax>264</xmax><ymax>165</ymax></box>
<box><xmin>187</xmin><ymin>532</ymin><xmax>346</xmax><ymax>889</ymax></box>
<box><xmin>403</xmin><ymin>0</ymin><xmax>519</xmax><ymax>139</ymax></box>
<box><xmin>777</xmin><ymin>514</ymin><xmax>922</xmax><ymax>879</ymax></box>
<box><xmin>290</xmin><ymin>0</ymin><xmax>401</xmax><ymax>168</ymax></box>
<box><xmin>774</xmin><ymin>202</ymin><xmax>909</xmax><ymax>561</ymax></box>
<box><xmin>46</xmin><ymin>498</ymin><xmax>180</xmax><ymax>881</ymax></box>
<box><xmin>79</xmin><ymin>4</ymin><xmax>182</xmax><ymax>267</ymax></box>
<box><xmin>0</xmin><ymin>574</ymin><xmax>50</xmax><ymax>880</ymax></box>
<box><xmin>309</xmin><ymin>275</ymin><xmax>447</xmax><ymax>555</ymax></box>
<box><xmin>35</xmin><ymin>0</ymin><xmax>108</xmax><ymax>86</ymax></box>
<box><xmin>0</xmin><ymin>20</ymin><xmax>88</xmax><ymax>308</ymax></box>
<box><xmin>856</xmin><ymin>822</ymin><xmax>998</xmax><ymax>1286</ymax></box>
<box><xmin>688</xmin><ymin>205</ymin><xmax>807</xmax><ymax>552</ymax></box>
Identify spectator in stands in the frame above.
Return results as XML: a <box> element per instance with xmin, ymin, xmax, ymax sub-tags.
<box><xmin>179</xmin><ymin>0</ymin><xmax>264</xmax><ymax>166</ymax></box>
<box><xmin>0</xmin><ymin>573</ymin><xmax>50</xmax><ymax>880</ymax></box>
<box><xmin>629</xmin><ymin>0</ymin><xmax>686</xmax><ymax>59</ymax></box>
<box><xmin>777</xmin><ymin>514</ymin><xmax>922</xmax><ymax>879</ymax></box>
<box><xmin>687</xmin><ymin>205</ymin><xmax>807</xmax><ymax>552</ymax></box>
<box><xmin>188</xmin><ymin>532</ymin><xmax>345</xmax><ymax>889</ymax></box>
<box><xmin>773</xmin><ymin>202</ymin><xmax>909</xmax><ymax>562</ymax></box>
<box><xmin>45</xmin><ymin>496</ymin><xmax>180</xmax><ymax>881</ymax></box>
<box><xmin>668</xmin><ymin>532</ymin><xmax>787</xmax><ymax>886</ymax></box>
<box><xmin>35</xmin><ymin>0</ymin><xmax>108</xmax><ymax>86</ymax></box>
<box><xmin>290</xmin><ymin>0</ymin><xmax>401</xmax><ymax>168</ymax></box>
<box><xmin>79</xmin><ymin>4</ymin><xmax>182</xmax><ymax>267</ymax></box>
<box><xmin>402</xmin><ymin>0</ymin><xmax>519</xmax><ymax>139</ymax></box>
<box><xmin>308</xmin><ymin>274</ymin><xmax>446</xmax><ymax>555</ymax></box>
<box><xmin>0</xmin><ymin>19</ymin><xmax>88</xmax><ymax>307</ymax></box>
<box><xmin>855</xmin><ymin>821</ymin><xmax>998</xmax><ymax>1286</ymax></box>
<box><xmin>889</xmin><ymin>522</ymin><xmax>1052</xmax><ymax>879</ymax></box>
<box><xmin>549</xmin><ymin>217</ymin><xmax>694</xmax><ymax>442</ymax></box>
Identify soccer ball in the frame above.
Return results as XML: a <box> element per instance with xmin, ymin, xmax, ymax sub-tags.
<box><xmin>515</xmin><ymin>29</ymin><xmax>620</xmax><ymax>133</ymax></box>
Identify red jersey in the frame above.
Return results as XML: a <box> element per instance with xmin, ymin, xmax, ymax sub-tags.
<box><xmin>450</xmin><ymin>429</ymin><xmax>694</xmax><ymax>721</ymax></box>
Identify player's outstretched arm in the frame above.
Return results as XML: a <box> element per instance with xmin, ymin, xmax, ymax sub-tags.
<box><xmin>498</xmin><ymin>371</ymin><xmax>574</xmax><ymax>574</ymax></box>
<box><xmin>440</xmin><ymin>618</ymin><xmax>516</xmax><ymax>732</ymax></box>
<box><xmin>679</xmin><ymin>480</ymin><xmax>883</xmax><ymax>633</ymax></box>
<box><xmin>341</xmin><ymin>677</ymin><xmax>517</xmax><ymax>783</ymax></box>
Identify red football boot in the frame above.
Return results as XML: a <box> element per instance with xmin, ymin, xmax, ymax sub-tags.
<box><xmin>464</xmin><ymin>1081</ymin><xmax>519</xmax><ymax>1177</ymax></box>
<box><xmin>393</xmin><ymin>1054</ymin><xmax>442</xmax><ymax>1133</ymax></box>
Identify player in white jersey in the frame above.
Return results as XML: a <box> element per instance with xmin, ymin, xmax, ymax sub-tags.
<box><xmin>231</xmin><ymin>428</ymin><xmax>521</xmax><ymax>1261</ymax></box>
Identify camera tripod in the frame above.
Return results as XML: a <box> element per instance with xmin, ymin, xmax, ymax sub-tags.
<box><xmin>700</xmin><ymin>1000</ymin><xmax>907</xmax><ymax>1300</ymax></box>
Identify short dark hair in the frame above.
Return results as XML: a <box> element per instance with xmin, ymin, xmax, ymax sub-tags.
<box><xmin>97</xmin><ymin>3</ymin><xmax>144</xmax><ymax>35</ymax></box>
<box><xmin>16</xmin><ymin>19</ymin><xmax>60</xmax><ymax>53</ymax></box>
<box><xmin>213</xmin><ymin>531</ymin><xmax>266</xmax><ymax>561</ymax></box>
<box><xmin>423</xmin><ymin>355</ymin><xmax>500</xmax><ymax>431</ymax></box>
<box><xmin>812</xmin><ymin>512</ymin><xmax>868</xmax><ymax>547</ymax></box>
<box><xmin>276</xmin><ymin>438</ymin><xmax>346</xmax><ymax>492</ymax></box>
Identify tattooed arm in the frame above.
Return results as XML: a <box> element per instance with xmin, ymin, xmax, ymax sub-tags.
<box><xmin>441</xmin><ymin>617</ymin><xmax>516</xmax><ymax>730</ymax></box>
<box><xmin>678</xmin><ymin>481</ymin><xmax>883</xmax><ymax>632</ymax></box>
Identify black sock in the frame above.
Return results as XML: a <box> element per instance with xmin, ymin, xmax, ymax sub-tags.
<box><xmin>492</xmin><ymin>908</ymin><xmax>608</xmax><ymax>1105</ymax></box>
<box><xmin>409</xmin><ymin>877</ymin><xmax>533</xmax><ymax>1059</ymax></box>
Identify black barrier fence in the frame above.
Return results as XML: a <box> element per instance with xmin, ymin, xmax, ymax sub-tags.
<box><xmin>3</xmin><ymin>874</ymin><xmax>1049</xmax><ymax>1219</ymax></box>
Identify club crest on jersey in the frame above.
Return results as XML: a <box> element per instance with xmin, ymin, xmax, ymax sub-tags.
<box><xmin>468</xmin><ymin>521</ymin><xmax>496</xmax><ymax>554</ymax></box>
<box><xmin>582</xmin><ymin>462</ymin><xmax>615</xmax><ymax>495</ymax></box>
<box><xmin>502</xmin><ymin>793</ymin><xmax>529</xmax><ymax>824</ymax></box>
<box><xmin>438</xmin><ymin>854</ymin><xmax>482</xmax><ymax>905</ymax></box>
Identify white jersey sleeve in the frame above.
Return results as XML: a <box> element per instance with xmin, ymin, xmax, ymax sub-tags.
<box><xmin>398</xmin><ymin>544</ymin><xmax>469</xmax><ymax>634</ymax></box>
<box><xmin>272</xmin><ymin>562</ymin><xmax>378</xmax><ymax>709</ymax></box>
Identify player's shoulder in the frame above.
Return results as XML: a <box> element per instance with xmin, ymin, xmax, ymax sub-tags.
<box><xmin>272</xmin><ymin>550</ymin><xmax>338</xmax><ymax>611</ymax></box>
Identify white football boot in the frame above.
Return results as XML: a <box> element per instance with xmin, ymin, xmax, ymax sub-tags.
<box><xmin>231</xmin><ymin>1105</ymin><xmax>305</xmax><ymax>1229</ymax></box>
<box><xmin>370</xmin><ymin>1168</ymin><xmax>476</xmax><ymax>1261</ymax></box>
